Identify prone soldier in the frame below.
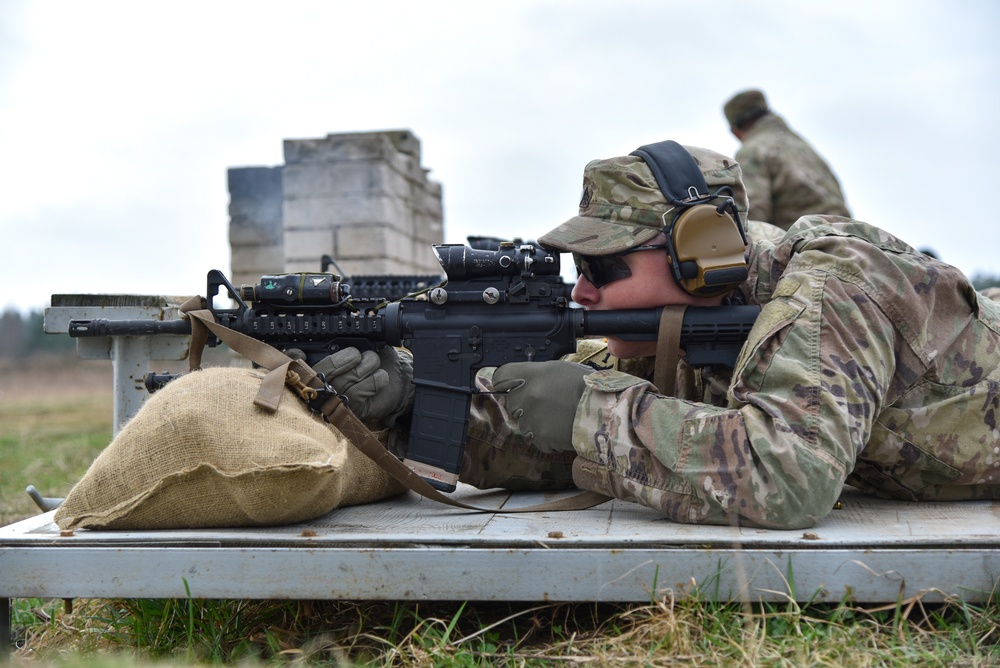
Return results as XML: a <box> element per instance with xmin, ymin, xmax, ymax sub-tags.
<box><xmin>329</xmin><ymin>139</ymin><xmax>1000</xmax><ymax>530</ymax></box>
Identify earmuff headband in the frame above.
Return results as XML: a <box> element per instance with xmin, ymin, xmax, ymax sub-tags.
<box><xmin>629</xmin><ymin>140</ymin><xmax>749</xmax><ymax>297</ymax></box>
<box><xmin>630</xmin><ymin>140</ymin><xmax>709</xmax><ymax>205</ymax></box>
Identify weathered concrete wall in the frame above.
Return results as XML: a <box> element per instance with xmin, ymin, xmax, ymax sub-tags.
<box><xmin>228</xmin><ymin>166</ymin><xmax>284</xmax><ymax>289</ymax></box>
<box><xmin>228</xmin><ymin>130</ymin><xmax>444</xmax><ymax>288</ymax></box>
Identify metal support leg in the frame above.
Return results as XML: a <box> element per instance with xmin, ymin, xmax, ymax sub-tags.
<box><xmin>111</xmin><ymin>336</ymin><xmax>151</xmax><ymax>434</ymax></box>
<box><xmin>1</xmin><ymin>597</ymin><xmax>11</xmax><ymax>662</ymax></box>
<box><xmin>43</xmin><ymin>298</ymin><xmax>194</xmax><ymax>436</ymax></box>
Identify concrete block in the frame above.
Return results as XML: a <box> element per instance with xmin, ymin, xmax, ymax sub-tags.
<box><xmin>284</xmin><ymin>130</ymin><xmax>418</xmax><ymax>164</ymax></box>
<box><xmin>230</xmin><ymin>244</ymin><xmax>284</xmax><ymax>274</ymax></box>
<box><xmin>230</xmin><ymin>129</ymin><xmax>444</xmax><ymax>283</ymax></box>
<box><xmin>284</xmin><ymin>259</ymin><xmax>336</xmax><ymax>275</ymax></box>
<box><xmin>419</xmin><ymin>189</ymin><xmax>445</xmax><ymax>219</ymax></box>
<box><xmin>335</xmin><ymin>223</ymin><xmax>410</xmax><ymax>262</ymax></box>
<box><xmin>413</xmin><ymin>213</ymin><xmax>445</xmax><ymax>245</ymax></box>
<box><xmin>284</xmin><ymin>229</ymin><xmax>336</xmax><ymax>262</ymax></box>
<box><xmin>414</xmin><ymin>238</ymin><xmax>443</xmax><ymax>271</ymax></box>
<box><xmin>229</xmin><ymin>223</ymin><xmax>281</xmax><ymax>246</ymax></box>
<box><xmin>227</xmin><ymin>167</ymin><xmax>283</xmax><ymax>244</ymax></box>
<box><xmin>283</xmin><ymin>130</ymin><xmax>432</xmax><ymax>184</ymax></box>
<box><xmin>282</xmin><ymin>161</ymin><xmax>411</xmax><ymax>199</ymax></box>
<box><xmin>336</xmin><ymin>257</ymin><xmax>409</xmax><ymax>276</ymax></box>
<box><xmin>282</xmin><ymin>195</ymin><xmax>412</xmax><ymax>230</ymax></box>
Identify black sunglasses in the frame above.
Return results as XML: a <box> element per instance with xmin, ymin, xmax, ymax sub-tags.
<box><xmin>573</xmin><ymin>244</ymin><xmax>668</xmax><ymax>288</ymax></box>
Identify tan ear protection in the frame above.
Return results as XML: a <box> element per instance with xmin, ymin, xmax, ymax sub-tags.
<box><xmin>630</xmin><ymin>141</ymin><xmax>748</xmax><ymax>297</ymax></box>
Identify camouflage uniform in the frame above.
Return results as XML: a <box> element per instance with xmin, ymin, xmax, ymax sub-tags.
<box><xmin>464</xmin><ymin>149</ymin><xmax>1000</xmax><ymax>530</ymax></box>
<box><xmin>724</xmin><ymin>90</ymin><xmax>851</xmax><ymax>230</ymax></box>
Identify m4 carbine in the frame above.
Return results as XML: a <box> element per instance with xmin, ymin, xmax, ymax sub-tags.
<box><xmin>69</xmin><ymin>242</ymin><xmax>759</xmax><ymax>492</ymax></box>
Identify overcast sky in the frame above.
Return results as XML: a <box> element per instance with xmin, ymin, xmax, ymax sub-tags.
<box><xmin>2</xmin><ymin>0</ymin><xmax>998</xmax><ymax>314</ymax></box>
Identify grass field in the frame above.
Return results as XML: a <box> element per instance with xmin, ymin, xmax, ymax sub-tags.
<box><xmin>0</xmin><ymin>354</ymin><xmax>114</xmax><ymax>526</ymax></box>
<box><xmin>2</xmin><ymin>354</ymin><xmax>999</xmax><ymax>666</ymax></box>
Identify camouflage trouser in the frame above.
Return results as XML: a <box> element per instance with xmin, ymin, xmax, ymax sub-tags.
<box><xmin>456</xmin><ymin>343</ymin><xmax>652</xmax><ymax>493</ymax></box>
<box><xmin>459</xmin><ymin>434</ymin><xmax>577</xmax><ymax>491</ymax></box>
<box><xmin>384</xmin><ymin>404</ymin><xmax>575</xmax><ymax>491</ymax></box>
<box><xmin>460</xmin><ymin>366</ymin><xmax>577</xmax><ymax>491</ymax></box>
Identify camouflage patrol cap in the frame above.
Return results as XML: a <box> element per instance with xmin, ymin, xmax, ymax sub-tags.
<box><xmin>724</xmin><ymin>89</ymin><xmax>769</xmax><ymax>130</ymax></box>
<box><xmin>538</xmin><ymin>145</ymin><xmax>748</xmax><ymax>255</ymax></box>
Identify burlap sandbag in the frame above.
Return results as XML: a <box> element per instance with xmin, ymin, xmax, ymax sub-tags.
<box><xmin>54</xmin><ymin>367</ymin><xmax>406</xmax><ymax>530</ymax></box>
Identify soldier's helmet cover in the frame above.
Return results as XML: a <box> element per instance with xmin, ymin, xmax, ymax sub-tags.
<box><xmin>538</xmin><ymin>145</ymin><xmax>748</xmax><ymax>256</ymax></box>
<box><xmin>723</xmin><ymin>89</ymin><xmax>769</xmax><ymax>130</ymax></box>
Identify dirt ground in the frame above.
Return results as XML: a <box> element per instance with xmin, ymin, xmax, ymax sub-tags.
<box><xmin>0</xmin><ymin>353</ymin><xmax>113</xmax><ymax>400</ymax></box>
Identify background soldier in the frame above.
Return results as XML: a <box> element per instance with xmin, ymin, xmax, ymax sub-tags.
<box><xmin>724</xmin><ymin>88</ymin><xmax>851</xmax><ymax>229</ymax></box>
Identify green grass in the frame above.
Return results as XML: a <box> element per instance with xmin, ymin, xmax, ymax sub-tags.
<box><xmin>3</xmin><ymin>359</ymin><xmax>1000</xmax><ymax>666</ymax></box>
<box><xmin>0</xmin><ymin>393</ymin><xmax>112</xmax><ymax>526</ymax></box>
<box><xmin>13</xmin><ymin>594</ymin><xmax>1000</xmax><ymax>666</ymax></box>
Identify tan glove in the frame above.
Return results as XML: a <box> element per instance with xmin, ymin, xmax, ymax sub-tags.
<box><xmin>491</xmin><ymin>361</ymin><xmax>593</xmax><ymax>453</ymax></box>
<box><xmin>313</xmin><ymin>346</ymin><xmax>415</xmax><ymax>426</ymax></box>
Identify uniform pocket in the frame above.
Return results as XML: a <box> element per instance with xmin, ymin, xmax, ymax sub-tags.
<box><xmin>731</xmin><ymin>297</ymin><xmax>806</xmax><ymax>395</ymax></box>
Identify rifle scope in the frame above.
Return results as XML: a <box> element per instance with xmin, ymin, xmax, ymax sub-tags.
<box><xmin>433</xmin><ymin>243</ymin><xmax>561</xmax><ymax>281</ymax></box>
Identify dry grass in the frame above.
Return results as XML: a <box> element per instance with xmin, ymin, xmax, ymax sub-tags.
<box><xmin>14</xmin><ymin>592</ymin><xmax>1000</xmax><ymax>666</ymax></box>
<box><xmin>0</xmin><ymin>353</ymin><xmax>112</xmax><ymax>400</ymax></box>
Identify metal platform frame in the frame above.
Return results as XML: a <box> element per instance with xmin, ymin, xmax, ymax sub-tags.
<box><xmin>3</xmin><ymin>485</ymin><xmax>999</xmax><ymax>642</ymax></box>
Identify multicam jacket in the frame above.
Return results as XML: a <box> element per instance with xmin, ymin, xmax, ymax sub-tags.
<box><xmin>465</xmin><ymin>217</ymin><xmax>1000</xmax><ymax>529</ymax></box>
<box><xmin>737</xmin><ymin>114</ymin><xmax>851</xmax><ymax>229</ymax></box>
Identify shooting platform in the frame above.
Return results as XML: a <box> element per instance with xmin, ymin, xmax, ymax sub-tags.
<box><xmin>3</xmin><ymin>296</ymin><xmax>1000</xmax><ymax>649</ymax></box>
<box><xmin>2</xmin><ymin>487</ymin><xmax>999</xmax><ymax>620</ymax></box>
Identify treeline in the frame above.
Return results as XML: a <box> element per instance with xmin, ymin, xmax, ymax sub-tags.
<box><xmin>0</xmin><ymin>309</ymin><xmax>75</xmax><ymax>358</ymax></box>
<box><xmin>3</xmin><ymin>271</ymin><xmax>1000</xmax><ymax>359</ymax></box>
<box><xmin>973</xmin><ymin>272</ymin><xmax>1000</xmax><ymax>291</ymax></box>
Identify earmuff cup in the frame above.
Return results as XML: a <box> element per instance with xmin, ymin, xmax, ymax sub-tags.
<box><xmin>630</xmin><ymin>140</ymin><xmax>749</xmax><ymax>297</ymax></box>
<box><xmin>669</xmin><ymin>204</ymin><xmax>749</xmax><ymax>297</ymax></box>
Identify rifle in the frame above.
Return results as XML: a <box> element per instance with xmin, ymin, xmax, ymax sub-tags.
<box><xmin>68</xmin><ymin>242</ymin><xmax>759</xmax><ymax>492</ymax></box>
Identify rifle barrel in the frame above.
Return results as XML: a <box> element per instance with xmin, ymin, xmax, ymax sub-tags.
<box><xmin>580</xmin><ymin>305</ymin><xmax>760</xmax><ymax>341</ymax></box>
<box><xmin>68</xmin><ymin>318</ymin><xmax>193</xmax><ymax>337</ymax></box>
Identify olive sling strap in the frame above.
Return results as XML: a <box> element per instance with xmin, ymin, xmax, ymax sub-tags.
<box><xmin>653</xmin><ymin>305</ymin><xmax>688</xmax><ymax>396</ymax></box>
<box><xmin>179</xmin><ymin>297</ymin><xmax>611</xmax><ymax>514</ymax></box>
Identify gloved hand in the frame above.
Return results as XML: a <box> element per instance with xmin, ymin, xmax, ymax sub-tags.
<box><xmin>491</xmin><ymin>361</ymin><xmax>593</xmax><ymax>453</ymax></box>
<box><xmin>313</xmin><ymin>346</ymin><xmax>415</xmax><ymax>425</ymax></box>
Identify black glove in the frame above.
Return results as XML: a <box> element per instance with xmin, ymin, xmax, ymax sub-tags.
<box><xmin>313</xmin><ymin>346</ymin><xmax>415</xmax><ymax>425</ymax></box>
<box><xmin>491</xmin><ymin>361</ymin><xmax>593</xmax><ymax>453</ymax></box>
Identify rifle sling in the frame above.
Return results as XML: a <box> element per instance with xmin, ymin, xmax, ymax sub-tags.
<box><xmin>179</xmin><ymin>301</ymin><xmax>610</xmax><ymax>514</ymax></box>
<box><xmin>653</xmin><ymin>305</ymin><xmax>687</xmax><ymax>396</ymax></box>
